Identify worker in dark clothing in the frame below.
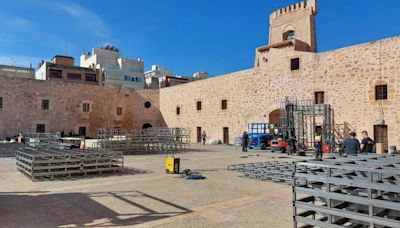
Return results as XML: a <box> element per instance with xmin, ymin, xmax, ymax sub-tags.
<box><xmin>288</xmin><ymin>136</ymin><xmax>297</xmax><ymax>155</ymax></box>
<box><xmin>201</xmin><ymin>131</ymin><xmax>207</xmax><ymax>146</ymax></box>
<box><xmin>242</xmin><ymin>131</ymin><xmax>249</xmax><ymax>152</ymax></box>
<box><xmin>360</xmin><ymin>131</ymin><xmax>375</xmax><ymax>153</ymax></box>
<box><xmin>341</xmin><ymin>132</ymin><xmax>360</xmax><ymax>156</ymax></box>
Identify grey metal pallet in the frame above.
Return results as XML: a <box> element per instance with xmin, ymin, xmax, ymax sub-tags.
<box><xmin>293</xmin><ymin>154</ymin><xmax>400</xmax><ymax>228</ymax></box>
<box><xmin>15</xmin><ymin>147</ymin><xmax>123</xmax><ymax>181</ymax></box>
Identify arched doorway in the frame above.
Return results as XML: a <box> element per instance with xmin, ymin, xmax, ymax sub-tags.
<box><xmin>269</xmin><ymin>109</ymin><xmax>281</xmax><ymax>125</ymax></box>
<box><xmin>142</xmin><ymin>123</ymin><xmax>152</xmax><ymax>129</ymax></box>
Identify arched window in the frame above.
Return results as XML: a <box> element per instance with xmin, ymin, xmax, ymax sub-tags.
<box><xmin>283</xmin><ymin>30</ymin><xmax>295</xmax><ymax>41</ymax></box>
<box><xmin>142</xmin><ymin>123</ymin><xmax>152</xmax><ymax>129</ymax></box>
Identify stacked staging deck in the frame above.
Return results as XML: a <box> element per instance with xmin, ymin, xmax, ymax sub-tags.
<box><xmin>16</xmin><ymin>147</ymin><xmax>123</xmax><ymax>180</ymax></box>
<box><xmin>293</xmin><ymin>154</ymin><xmax>400</xmax><ymax>228</ymax></box>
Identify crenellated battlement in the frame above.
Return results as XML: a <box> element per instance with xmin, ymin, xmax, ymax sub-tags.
<box><xmin>270</xmin><ymin>0</ymin><xmax>317</xmax><ymax>21</ymax></box>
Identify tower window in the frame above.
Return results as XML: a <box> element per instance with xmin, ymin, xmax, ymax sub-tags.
<box><xmin>221</xmin><ymin>100</ymin><xmax>227</xmax><ymax>110</ymax></box>
<box><xmin>375</xmin><ymin>85</ymin><xmax>388</xmax><ymax>100</ymax></box>
<box><xmin>0</xmin><ymin>97</ymin><xmax>2</xmax><ymax>109</ymax></box>
<box><xmin>196</xmin><ymin>101</ymin><xmax>202</xmax><ymax>111</ymax></box>
<box><xmin>283</xmin><ymin>30</ymin><xmax>295</xmax><ymax>41</ymax></box>
<box><xmin>41</xmin><ymin>100</ymin><xmax>49</xmax><ymax>110</ymax></box>
<box><xmin>315</xmin><ymin>92</ymin><xmax>324</xmax><ymax>104</ymax></box>
<box><xmin>291</xmin><ymin>58</ymin><xmax>300</xmax><ymax>70</ymax></box>
<box><xmin>176</xmin><ymin>107</ymin><xmax>180</xmax><ymax>115</ymax></box>
<box><xmin>144</xmin><ymin>101</ymin><xmax>151</xmax><ymax>108</ymax></box>
<box><xmin>117</xmin><ymin>107</ymin><xmax>123</xmax><ymax>115</ymax></box>
<box><xmin>83</xmin><ymin>103</ymin><xmax>90</xmax><ymax>112</ymax></box>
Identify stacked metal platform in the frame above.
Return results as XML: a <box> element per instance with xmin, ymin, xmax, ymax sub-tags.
<box><xmin>24</xmin><ymin>132</ymin><xmax>62</xmax><ymax>148</ymax></box>
<box><xmin>228</xmin><ymin>161</ymin><xmax>299</xmax><ymax>184</ymax></box>
<box><xmin>98</xmin><ymin>128</ymin><xmax>191</xmax><ymax>155</ymax></box>
<box><xmin>293</xmin><ymin>154</ymin><xmax>400</xmax><ymax>228</ymax></box>
<box><xmin>16</xmin><ymin>147</ymin><xmax>123</xmax><ymax>180</ymax></box>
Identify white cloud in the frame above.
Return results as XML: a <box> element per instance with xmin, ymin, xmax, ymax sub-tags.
<box><xmin>0</xmin><ymin>11</ymin><xmax>34</xmax><ymax>30</ymax></box>
<box><xmin>54</xmin><ymin>2</ymin><xmax>111</xmax><ymax>39</ymax></box>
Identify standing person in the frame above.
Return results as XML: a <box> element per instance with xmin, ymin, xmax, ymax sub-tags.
<box><xmin>242</xmin><ymin>131</ymin><xmax>249</xmax><ymax>152</ymax></box>
<box><xmin>288</xmin><ymin>135</ymin><xmax>297</xmax><ymax>155</ymax></box>
<box><xmin>360</xmin><ymin>131</ymin><xmax>375</xmax><ymax>153</ymax></box>
<box><xmin>341</xmin><ymin>132</ymin><xmax>360</xmax><ymax>156</ymax></box>
<box><xmin>314</xmin><ymin>132</ymin><xmax>322</xmax><ymax>159</ymax></box>
<box><xmin>17</xmin><ymin>132</ymin><xmax>24</xmax><ymax>144</ymax></box>
<box><xmin>201</xmin><ymin>131</ymin><xmax>207</xmax><ymax>146</ymax></box>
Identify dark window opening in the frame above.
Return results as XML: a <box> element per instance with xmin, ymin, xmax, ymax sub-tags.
<box><xmin>374</xmin><ymin>125</ymin><xmax>388</xmax><ymax>151</ymax></box>
<box><xmin>142</xmin><ymin>123</ymin><xmax>152</xmax><ymax>129</ymax></box>
<box><xmin>36</xmin><ymin>124</ymin><xmax>45</xmax><ymax>133</ymax></box>
<box><xmin>41</xmin><ymin>99</ymin><xmax>49</xmax><ymax>110</ymax></box>
<box><xmin>222</xmin><ymin>100</ymin><xmax>227</xmax><ymax>110</ymax></box>
<box><xmin>49</xmin><ymin>70</ymin><xmax>62</xmax><ymax>78</ymax></box>
<box><xmin>375</xmin><ymin>85</ymin><xmax>388</xmax><ymax>100</ymax></box>
<box><xmin>196</xmin><ymin>101</ymin><xmax>202</xmax><ymax>111</ymax></box>
<box><xmin>176</xmin><ymin>107</ymin><xmax>180</xmax><ymax>115</ymax></box>
<box><xmin>117</xmin><ymin>107</ymin><xmax>123</xmax><ymax>115</ymax></box>
<box><xmin>67</xmin><ymin>73</ymin><xmax>82</xmax><ymax>80</ymax></box>
<box><xmin>315</xmin><ymin>92</ymin><xmax>324</xmax><ymax>104</ymax></box>
<box><xmin>0</xmin><ymin>97</ymin><xmax>2</xmax><ymax>109</ymax></box>
<box><xmin>144</xmin><ymin>101</ymin><xmax>151</xmax><ymax>108</ymax></box>
<box><xmin>79</xmin><ymin>127</ymin><xmax>86</xmax><ymax>137</ymax></box>
<box><xmin>83</xmin><ymin>103</ymin><xmax>90</xmax><ymax>112</ymax></box>
<box><xmin>291</xmin><ymin>58</ymin><xmax>300</xmax><ymax>71</ymax></box>
<box><xmin>283</xmin><ymin>30</ymin><xmax>295</xmax><ymax>41</ymax></box>
<box><xmin>85</xmin><ymin>73</ymin><xmax>97</xmax><ymax>82</ymax></box>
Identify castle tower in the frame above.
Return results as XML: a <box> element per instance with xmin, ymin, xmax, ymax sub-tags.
<box><xmin>269</xmin><ymin>0</ymin><xmax>318</xmax><ymax>52</ymax></box>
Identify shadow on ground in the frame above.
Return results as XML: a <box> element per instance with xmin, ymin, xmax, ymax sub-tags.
<box><xmin>0</xmin><ymin>191</ymin><xmax>192</xmax><ymax>227</ymax></box>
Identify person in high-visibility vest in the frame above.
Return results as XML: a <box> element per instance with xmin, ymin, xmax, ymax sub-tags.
<box><xmin>314</xmin><ymin>132</ymin><xmax>322</xmax><ymax>159</ymax></box>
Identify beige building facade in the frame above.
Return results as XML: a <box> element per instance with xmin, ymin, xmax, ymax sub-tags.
<box><xmin>0</xmin><ymin>0</ymin><xmax>398</xmax><ymax>150</ymax></box>
<box><xmin>0</xmin><ymin>76</ymin><xmax>163</xmax><ymax>138</ymax></box>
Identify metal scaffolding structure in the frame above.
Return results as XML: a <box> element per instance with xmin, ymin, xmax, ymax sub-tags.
<box><xmin>293</xmin><ymin>154</ymin><xmax>400</xmax><ymax>228</ymax></box>
<box><xmin>280</xmin><ymin>98</ymin><xmax>334</xmax><ymax>152</ymax></box>
<box><xmin>24</xmin><ymin>132</ymin><xmax>62</xmax><ymax>148</ymax></box>
<box><xmin>16</xmin><ymin>147</ymin><xmax>123</xmax><ymax>181</ymax></box>
<box><xmin>228</xmin><ymin>161</ymin><xmax>303</xmax><ymax>184</ymax></box>
<box><xmin>97</xmin><ymin>128</ymin><xmax>191</xmax><ymax>155</ymax></box>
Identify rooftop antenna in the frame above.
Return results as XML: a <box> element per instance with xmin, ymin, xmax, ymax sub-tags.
<box><xmin>65</xmin><ymin>44</ymin><xmax>69</xmax><ymax>56</ymax></box>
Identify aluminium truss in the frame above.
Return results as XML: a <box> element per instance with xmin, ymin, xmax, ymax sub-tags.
<box><xmin>24</xmin><ymin>132</ymin><xmax>62</xmax><ymax>149</ymax></box>
<box><xmin>97</xmin><ymin>128</ymin><xmax>191</xmax><ymax>155</ymax></box>
<box><xmin>280</xmin><ymin>98</ymin><xmax>334</xmax><ymax>152</ymax></box>
<box><xmin>292</xmin><ymin>154</ymin><xmax>400</xmax><ymax>228</ymax></box>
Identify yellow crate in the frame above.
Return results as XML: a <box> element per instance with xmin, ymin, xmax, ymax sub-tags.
<box><xmin>165</xmin><ymin>156</ymin><xmax>180</xmax><ymax>174</ymax></box>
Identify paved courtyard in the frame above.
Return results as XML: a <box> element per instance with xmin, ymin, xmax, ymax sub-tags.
<box><xmin>0</xmin><ymin>144</ymin><xmax>302</xmax><ymax>228</ymax></box>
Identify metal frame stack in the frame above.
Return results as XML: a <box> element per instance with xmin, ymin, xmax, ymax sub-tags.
<box><xmin>16</xmin><ymin>147</ymin><xmax>123</xmax><ymax>180</ymax></box>
<box><xmin>293</xmin><ymin>154</ymin><xmax>400</xmax><ymax>228</ymax></box>
<box><xmin>228</xmin><ymin>161</ymin><xmax>300</xmax><ymax>184</ymax></box>
<box><xmin>24</xmin><ymin>132</ymin><xmax>62</xmax><ymax>148</ymax></box>
<box><xmin>280</xmin><ymin>98</ymin><xmax>335</xmax><ymax>152</ymax></box>
<box><xmin>97</xmin><ymin>128</ymin><xmax>191</xmax><ymax>155</ymax></box>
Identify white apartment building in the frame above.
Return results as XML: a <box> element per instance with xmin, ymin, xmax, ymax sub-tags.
<box><xmin>80</xmin><ymin>45</ymin><xmax>144</xmax><ymax>90</ymax></box>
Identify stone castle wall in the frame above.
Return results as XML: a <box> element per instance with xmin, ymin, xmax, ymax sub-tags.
<box><xmin>0</xmin><ymin>76</ymin><xmax>165</xmax><ymax>138</ymax></box>
<box><xmin>159</xmin><ymin>36</ymin><xmax>400</xmax><ymax>147</ymax></box>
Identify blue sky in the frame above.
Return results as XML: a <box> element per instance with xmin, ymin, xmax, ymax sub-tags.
<box><xmin>0</xmin><ymin>0</ymin><xmax>399</xmax><ymax>76</ymax></box>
